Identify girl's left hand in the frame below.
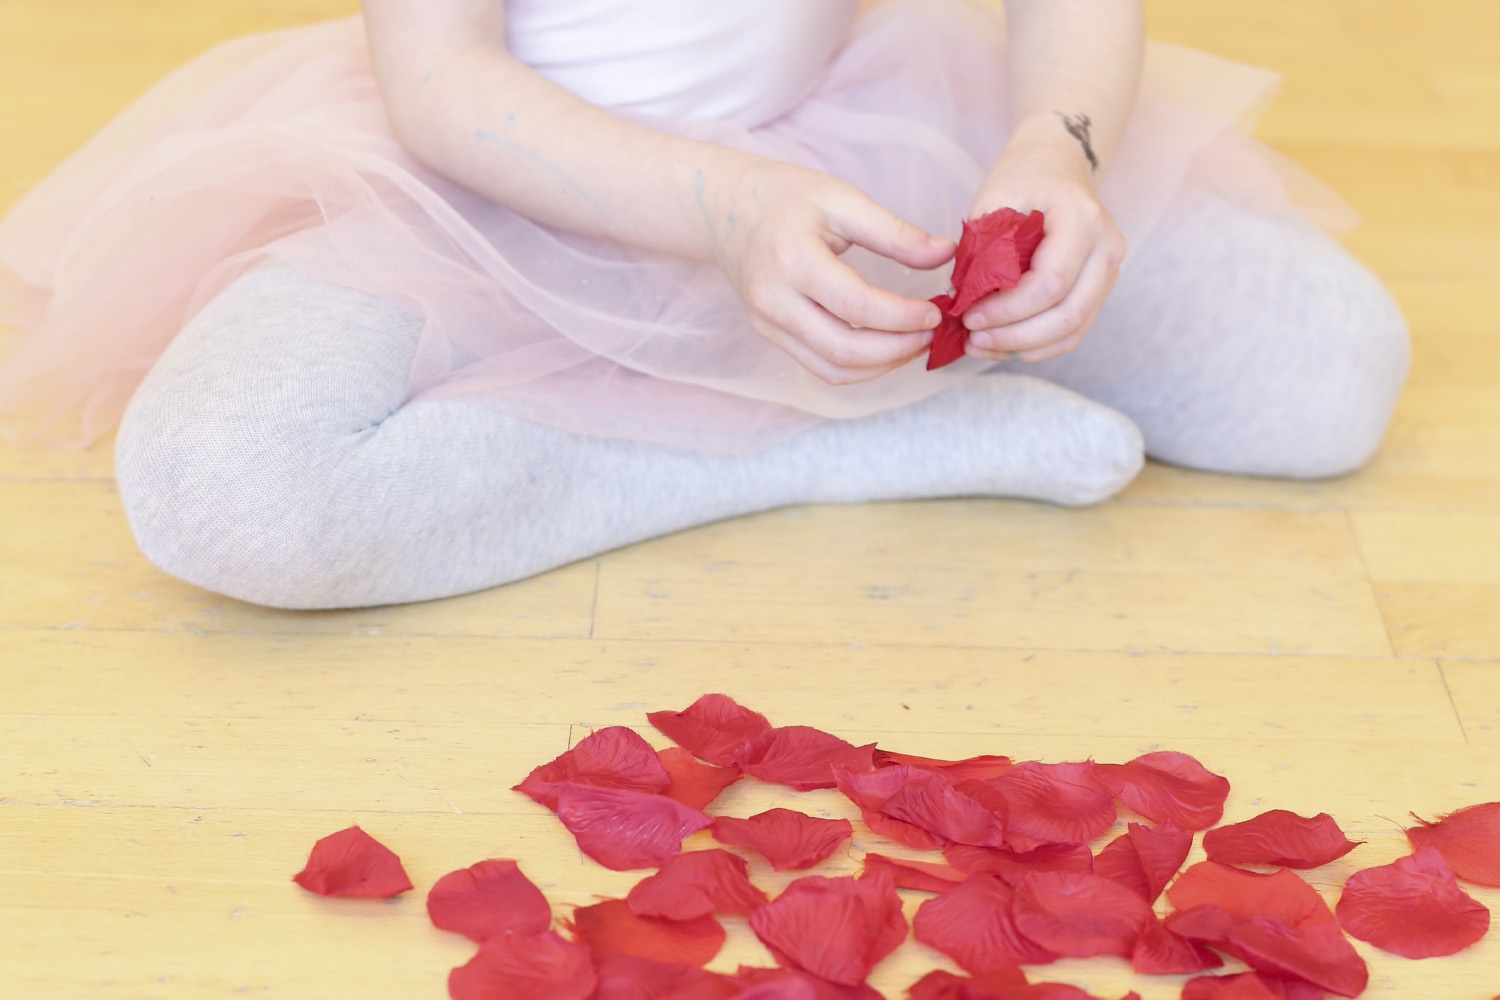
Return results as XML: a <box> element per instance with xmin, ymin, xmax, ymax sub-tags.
<box><xmin>961</xmin><ymin>142</ymin><xmax>1127</xmax><ymax>363</ymax></box>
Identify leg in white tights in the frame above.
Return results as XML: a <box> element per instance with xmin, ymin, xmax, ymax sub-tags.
<box><xmin>115</xmin><ymin>268</ymin><xmax>1144</xmax><ymax>609</ymax></box>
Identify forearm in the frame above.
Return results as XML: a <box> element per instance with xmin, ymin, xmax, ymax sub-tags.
<box><xmin>1002</xmin><ymin>0</ymin><xmax>1145</xmax><ymax>183</ymax></box>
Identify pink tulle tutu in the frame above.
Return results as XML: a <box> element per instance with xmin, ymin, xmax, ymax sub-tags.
<box><xmin>0</xmin><ymin>0</ymin><xmax>1353</xmax><ymax>450</ymax></box>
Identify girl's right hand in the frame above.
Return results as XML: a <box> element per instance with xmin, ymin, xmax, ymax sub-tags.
<box><xmin>704</xmin><ymin>160</ymin><xmax>956</xmax><ymax>385</ymax></box>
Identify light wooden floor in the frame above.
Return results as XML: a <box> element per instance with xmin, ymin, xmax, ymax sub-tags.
<box><xmin>2</xmin><ymin>2</ymin><xmax>1498</xmax><ymax>997</ymax></box>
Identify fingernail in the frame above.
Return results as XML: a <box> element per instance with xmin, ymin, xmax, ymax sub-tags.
<box><xmin>924</xmin><ymin>308</ymin><xmax>942</xmax><ymax>328</ymax></box>
<box><xmin>964</xmin><ymin>313</ymin><xmax>986</xmax><ymax>331</ymax></box>
<box><xmin>970</xmin><ymin>332</ymin><xmax>992</xmax><ymax>351</ymax></box>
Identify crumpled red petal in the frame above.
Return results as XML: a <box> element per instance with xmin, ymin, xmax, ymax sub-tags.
<box><xmin>735</xmin><ymin>725</ymin><xmax>877</xmax><ymax>791</ymax></box>
<box><xmin>988</xmin><ymin>761</ymin><xmax>1115</xmax><ymax>849</ymax></box>
<box><xmin>514</xmin><ymin>726</ymin><xmax>672</xmax><ymax>811</ymax></box>
<box><xmin>1203</xmin><ymin>810</ymin><xmax>1361</xmax><ymax>869</ymax></box>
<box><xmin>1405</xmin><ymin>801</ymin><xmax>1500</xmax><ymax>886</ymax></box>
<box><xmin>1010</xmin><ymin>871</ymin><xmax>1154</xmax><ymax>959</ymax></box>
<box><xmin>943</xmin><ymin>842</ymin><xmax>1093</xmax><ymax>884</ymax></box>
<box><xmin>1166</xmin><ymin>904</ymin><xmax>1368</xmax><ymax>998</ymax></box>
<box><xmin>860</xmin><ymin>852</ymin><xmax>967</xmax><ymax>893</ymax></box>
<box><xmin>292</xmin><ymin>825</ymin><xmax>413</xmax><ymax>899</ymax></box>
<box><xmin>912</xmin><ymin>873</ymin><xmax>1059</xmax><ymax>971</ymax></box>
<box><xmin>1092</xmin><ymin>822</ymin><xmax>1191</xmax><ymax>903</ymax></box>
<box><xmin>1092</xmin><ymin>751</ymin><xmax>1230</xmax><ymax>832</ymax></box>
<box><xmin>569</xmin><ymin>897</ymin><xmax>726</xmax><ymax>966</ymax></box>
<box><xmin>925</xmin><ymin>295</ymin><xmax>969</xmax><ymax>372</ymax></box>
<box><xmin>657</xmin><ymin>747</ymin><xmax>743</xmax><ymax>811</ymax></box>
<box><xmin>555</xmin><ymin>783</ymin><xmax>713</xmax><ymax>871</ymax></box>
<box><xmin>1335</xmin><ymin>845</ymin><xmax>1490</xmax><ymax>958</ymax></box>
<box><xmin>748</xmin><ymin>871</ymin><xmax>907</xmax><ymax>986</ymax></box>
<box><xmin>1181</xmin><ymin>973</ymin><xmax>1324</xmax><ymax>1000</ymax></box>
<box><xmin>835</xmin><ymin>764</ymin><xmax>1007</xmax><ymax>848</ymax></box>
<box><xmin>447</xmin><ymin>929</ymin><xmax>597</xmax><ymax>1000</ymax></box>
<box><xmin>427</xmin><ymin>858</ymin><xmax>552</xmax><ymax>942</ymax></box>
<box><xmin>906</xmin><ymin>968</ymin><xmax>1027</xmax><ymax>1000</ymax></box>
<box><xmin>872</xmin><ymin>749</ymin><xmax>1014</xmax><ymax>784</ymax></box>
<box><xmin>648</xmin><ymin>694</ymin><xmax>773</xmax><ymax>768</ymax></box>
<box><xmin>1130</xmin><ymin>915</ymin><xmax>1223</xmax><ymax>975</ymax></box>
<box><xmin>950</xmin><ymin>208</ymin><xmax>1047</xmax><ymax>315</ymax></box>
<box><xmin>591</xmin><ymin>955</ymin><xmax>741</xmax><ymax>1000</ymax></box>
<box><xmin>711</xmin><ymin>807</ymin><xmax>854</xmax><ymax>871</ymax></box>
<box><xmin>627</xmin><ymin>849</ymin><xmax>769</xmax><ymax>919</ymax></box>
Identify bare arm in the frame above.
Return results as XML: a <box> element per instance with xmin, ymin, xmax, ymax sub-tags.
<box><xmin>361</xmin><ymin>0</ymin><xmax>954</xmax><ymax>384</ymax></box>
<box><xmin>964</xmin><ymin>0</ymin><xmax>1146</xmax><ymax>362</ymax></box>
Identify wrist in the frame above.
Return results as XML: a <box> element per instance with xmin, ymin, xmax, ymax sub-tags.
<box><xmin>1003</xmin><ymin>111</ymin><xmax>1103</xmax><ymax>186</ymax></box>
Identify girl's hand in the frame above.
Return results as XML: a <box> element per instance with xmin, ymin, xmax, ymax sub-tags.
<box><xmin>705</xmin><ymin>159</ymin><xmax>956</xmax><ymax>385</ymax></box>
<box><xmin>961</xmin><ymin>139</ymin><xmax>1127</xmax><ymax>363</ymax></box>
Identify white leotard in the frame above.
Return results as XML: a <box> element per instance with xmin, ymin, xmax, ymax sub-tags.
<box><xmin>504</xmin><ymin>0</ymin><xmax>860</xmax><ymax>126</ymax></box>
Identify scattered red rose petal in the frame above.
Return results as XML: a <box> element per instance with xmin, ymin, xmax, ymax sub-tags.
<box><xmin>1092</xmin><ymin>751</ymin><xmax>1230</xmax><ymax>832</ymax></box>
<box><xmin>427</xmin><ymin>858</ymin><xmax>552</xmax><ymax>942</ymax></box>
<box><xmin>648</xmin><ymin>694</ymin><xmax>773</xmax><ymax>768</ymax></box>
<box><xmin>863</xmin><ymin>807</ymin><xmax>950</xmax><ymax>850</ymax></box>
<box><xmin>1130</xmin><ymin>915</ymin><xmax>1223</xmax><ymax>975</ymax></box>
<box><xmin>860</xmin><ymin>852</ymin><xmax>967</xmax><ymax>893</ymax></box>
<box><xmin>736</xmin><ymin>726</ymin><xmax>877</xmax><ymax>791</ymax></box>
<box><xmin>447</xmin><ymin>929</ymin><xmax>596</xmax><ymax>1000</ymax></box>
<box><xmin>1093</xmin><ymin>822</ymin><xmax>1191</xmax><ymax>903</ymax></box>
<box><xmin>906</xmin><ymin>968</ymin><xmax>1027</xmax><ymax>1000</ymax></box>
<box><xmin>1335</xmin><ymin>845</ymin><xmax>1490</xmax><ymax>958</ymax></box>
<box><xmin>989</xmin><ymin>761</ymin><xmax>1116</xmax><ymax>849</ymax></box>
<box><xmin>873</xmin><ymin>749</ymin><xmax>1014</xmax><ymax>783</ymax></box>
<box><xmin>1011</xmin><ymin>871</ymin><xmax>1154</xmax><ymax>959</ymax></box>
<box><xmin>836</xmin><ymin>764</ymin><xmax>1007</xmax><ymax>848</ymax></box>
<box><xmin>514</xmin><ymin>726</ymin><xmax>672</xmax><ymax>811</ymax></box>
<box><xmin>555</xmin><ymin>783</ymin><xmax>713</xmax><ymax>871</ymax></box>
<box><xmin>711</xmin><ymin>807</ymin><xmax>854</xmax><ymax>871</ymax></box>
<box><xmin>591</xmin><ymin>955</ymin><xmax>741</xmax><ymax>1000</ymax></box>
<box><xmin>943</xmin><ymin>842</ymin><xmax>1094</xmax><ymax>884</ymax></box>
<box><xmin>568</xmin><ymin>897</ymin><xmax>726</xmax><ymax>966</ymax></box>
<box><xmin>657</xmin><ymin>747</ymin><xmax>744</xmax><ymax>811</ymax></box>
<box><xmin>1181</xmin><ymin>973</ymin><xmax>1324</xmax><ymax>1000</ymax></box>
<box><xmin>733</xmin><ymin>965</ymin><xmax>887</xmax><ymax>1000</ymax></box>
<box><xmin>950</xmin><ymin>208</ymin><xmax>1047</xmax><ymax>315</ymax></box>
<box><xmin>292</xmin><ymin>825</ymin><xmax>413</xmax><ymax>899</ymax></box>
<box><xmin>1405</xmin><ymin>801</ymin><xmax>1500</xmax><ymax>886</ymax></box>
<box><xmin>627</xmin><ymin>849</ymin><xmax>768</xmax><ymax>919</ymax></box>
<box><xmin>1203</xmin><ymin>810</ymin><xmax>1361</xmax><ymax>869</ymax></box>
<box><xmin>912</xmin><ymin>873</ymin><xmax>1059</xmax><ymax>972</ymax></box>
<box><xmin>748</xmin><ymin>872</ymin><xmax>907</xmax><ymax>985</ymax></box>
<box><xmin>1167</xmin><ymin>904</ymin><xmax>1368</xmax><ymax>998</ymax></box>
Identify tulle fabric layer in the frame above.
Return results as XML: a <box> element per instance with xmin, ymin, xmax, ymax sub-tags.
<box><xmin>0</xmin><ymin>0</ymin><xmax>1354</xmax><ymax>450</ymax></box>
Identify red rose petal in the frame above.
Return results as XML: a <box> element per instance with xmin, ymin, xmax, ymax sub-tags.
<box><xmin>1093</xmin><ymin>751</ymin><xmax>1230</xmax><ymax>831</ymax></box>
<box><xmin>835</xmin><ymin>765</ymin><xmax>1007</xmax><ymax>848</ymax></box>
<box><xmin>592</xmin><ymin>955</ymin><xmax>741</xmax><ymax>1000</ymax></box>
<box><xmin>1166</xmin><ymin>903</ymin><xmax>1368</xmax><ymax>998</ymax></box>
<box><xmin>873</xmin><ymin>749</ymin><xmax>1014</xmax><ymax>783</ymax></box>
<box><xmin>906</xmin><ymin>968</ymin><xmax>1028</xmax><ymax>1000</ymax></box>
<box><xmin>735</xmin><ymin>726</ymin><xmax>877</xmax><ymax>791</ymax></box>
<box><xmin>1203</xmin><ymin>810</ymin><xmax>1361</xmax><ymax>869</ymax></box>
<box><xmin>648</xmin><ymin>694</ymin><xmax>773</xmax><ymax>768</ymax></box>
<box><xmin>711</xmin><ymin>807</ymin><xmax>853</xmax><ymax>871</ymax></box>
<box><xmin>448</xmin><ymin>929</ymin><xmax>596</xmax><ymax>1000</ymax></box>
<box><xmin>1405</xmin><ymin>801</ymin><xmax>1500</xmax><ymax>886</ymax></box>
<box><xmin>1130</xmin><ymin>915</ymin><xmax>1223</xmax><ymax>975</ymax></box>
<box><xmin>658</xmin><ymin>747</ymin><xmax>743</xmax><ymax>811</ymax></box>
<box><xmin>514</xmin><ymin>726</ymin><xmax>672</xmax><ymax>811</ymax></box>
<box><xmin>863</xmin><ymin>807</ymin><xmax>950</xmax><ymax>850</ymax></box>
<box><xmin>427</xmin><ymin>858</ymin><xmax>552</xmax><ymax>942</ymax></box>
<box><xmin>748</xmin><ymin>872</ymin><xmax>907</xmax><ymax>986</ymax></box>
<box><xmin>1166</xmin><ymin>861</ymin><xmax>1332</xmax><ymax>928</ymax></box>
<box><xmin>926</xmin><ymin>296</ymin><xmax>969</xmax><ymax>371</ymax></box>
<box><xmin>943</xmin><ymin>842</ymin><xmax>1094</xmax><ymax>884</ymax></box>
<box><xmin>627</xmin><ymin>849</ymin><xmax>768</xmax><ymax>919</ymax></box>
<box><xmin>1011</xmin><ymin>871</ymin><xmax>1154</xmax><ymax>959</ymax></box>
<box><xmin>912</xmin><ymin>873</ymin><xmax>1060</xmax><ymax>972</ymax></box>
<box><xmin>569</xmin><ymin>897</ymin><xmax>725</xmax><ymax>967</ymax></box>
<box><xmin>291</xmin><ymin>825</ymin><xmax>413</xmax><ymax>899</ymax></box>
<box><xmin>1335</xmin><ymin>845</ymin><xmax>1490</xmax><ymax>958</ymax></box>
<box><xmin>950</xmin><ymin>208</ymin><xmax>1047</xmax><ymax>315</ymax></box>
<box><xmin>1181</xmin><ymin>973</ymin><xmax>1324</xmax><ymax>1000</ymax></box>
<box><xmin>555</xmin><ymin>783</ymin><xmax>713</xmax><ymax>871</ymax></box>
<box><xmin>733</xmin><ymin>966</ymin><xmax>887</xmax><ymax>1000</ymax></box>
<box><xmin>989</xmin><ymin>761</ymin><xmax>1116</xmax><ymax>849</ymax></box>
<box><xmin>1093</xmin><ymin>822</ymin><xmax>1190</xmax><ymax>904</ymax></box>
<box><xmin>860</xmin><ymin>852</ymin><xmax>967</xmax><ymax>893</ymax></box>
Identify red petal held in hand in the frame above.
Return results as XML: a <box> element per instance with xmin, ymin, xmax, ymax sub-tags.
<box><xmin>748</xmin><ymin>872</ymin><xmax>907</xmax><ymax>986</ymax></box>
<box><xmin>988</xmin><ymin>761</ymin><xmax>1116</xmax><ymax>849</ymax></box>
<box><xmin>925</xmin><ymin>297</ymin><xmax>968</xmax><ymax>371</ymax></box>
<box><xmin>448</xmin><ymin>929</ymin><xmax>597</xmax><ymax>1000</ymax></box>
<box><xmin>648</xmin><ymin>694</ymin><xmax>773</xmax><ymax>768</ymax></box>
<box><xmin>735</xmin><ymin>725</ymin><xmax>877</xmax><ymax>791</ymax></box>
<box><xmin>873</xmin><ymin>749</ymin><xmax>1014</xmax><ymax>783</ymax></box>
<box><xmin>860</xmin><ymin>852</ymin><xmax>967</xmax><ymax>893</ymax></box>
<box><xmin>943</xmin><ymin>842</ymin><xmax>1093</xmax><ymax>884</ymax></box>
<box><xmin>1092</xmin><ymin>751</ymin><xmax>1230</xmax><ymax>832</ymax></box>
<box><xmin>1406</xmin><ymin>801</ymin><xmax>1500</xmax><ymax>886</ymax></box>
<box><xmin>514</xmin><ymin>726</ymin><xmax>672</xmax><ymax>811</ymax></box>
<box><xmin>1335</xmin><ymin>845</ymin><xmax>1490</xmax><ymax>958</ymax></box>
<box><xmin>1011</xmin><ymin>871</ymin><xmax>1154</xmax><ymax>959</ymax></box>
<box><xmin>292</xmin><ymin>825</ymin><xmax>413</xmax><ymax>899</ymax></box>
<box><xmin>569</xmin><ymin>897</ymin><xmax>726</xmax><ymax>967</ymax></box>
<box><xmin>427</xmin><ymin>859</ymin><xmax>552</xmax><ymax>942</ymax></box>
<box><xmin>711</xmin><ymin>808</ymin><xmax>854</xmax><ymax>871</ymax></box>
<box><xmin>1181</xmin><ymin>973</ymin><xmax>1325</xmax><ymax>1000</ymax></box>
<box><xmin>913</xmin><ymin>873</ymin><xmax>1060</xmax><ymax>972</ymax></box>
<box><xmin>555</xmin><ymin>783</ymin><xmax>713</xmax><ymax>871</ymax></box>
<box><xmin>1093</xmin><ymin>822</ymin><xmax>1191</xmax><ymax>904</ymax></box>
<box><xmin>1203</xmin><ymin>810</ymin><xmax>1361</xmax><ymax>869</ymax></box>
<box><xmin>657</xmin><ymin>747</ymin><xmax>743</xmax><ymax>811</ymax></box>
<box><xmin>591</xmin><ymin>955</ymin><xmax>741</xmax><ymax>1000</ymax></box>
<box><xmin>950</xmin><ymin>208</ymin><xmax>1047</xmax><ymax>315</ymax></box>
<box><xmin>628</xmin><ymin>849</ymin><xmax>768</xmax><ymax>920</ymax></box>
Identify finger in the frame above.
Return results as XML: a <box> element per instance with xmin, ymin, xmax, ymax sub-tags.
<box><xmin>967</xmin><ymin>246</ymin><xmax>1119</xmax><ymax>356</ymax></box>
<box><xmin>753</xmin><ymin>313</ymin><xmax>921</xmax><ymax>385</ymax></box>
<box><xmin>825</xmin><ymin>192</ymin><xmax>956</xmax><ymax>271</ymax></box>
<box><xmin>801</xmin><ymin>255</ymin><xmax>944</xmax><ymax>334</ymax></box>
<box><xmin>962</xmin><ymin>208</ymin><xmax>1096</xmax><ymax>330</ymax></box>
<box><xmin>760</xmin><ymin>295</ymin><xmax>932</xmax><ymax>379</ymax></box>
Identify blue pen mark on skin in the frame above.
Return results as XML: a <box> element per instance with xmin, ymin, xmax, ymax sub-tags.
<box><xmin>475</xmin><ymin>129</ymin><xmax>611</xmax><ymax>220</ymax></box>
<box><xmin>693</xmin><ymin>168</ymin><xmax>734</xmax><ymax>253</ymax></box>
<box><xmin>421</xmin><ymin>70</ymin><xmax>432</xmax><ymax>87</ymax></box>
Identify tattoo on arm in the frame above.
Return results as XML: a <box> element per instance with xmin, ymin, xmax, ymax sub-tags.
<box><xmin>1055</xmin><ymin>111</ymin><xmax>1099</xmax><ymax>172</ymax></box>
